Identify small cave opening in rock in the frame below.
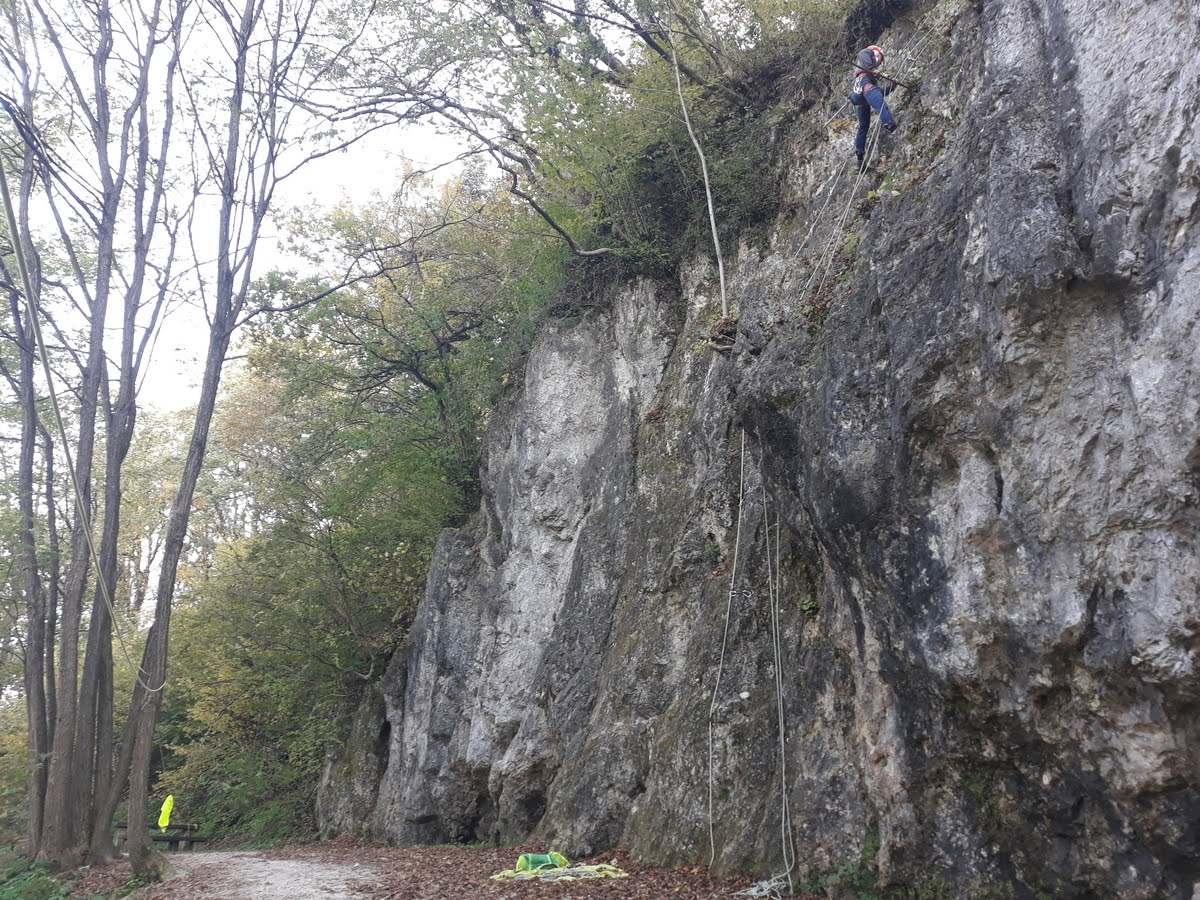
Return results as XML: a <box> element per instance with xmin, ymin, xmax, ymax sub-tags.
<box><xmin>376</xmin><ymin>719</ymin><xmax>391</xmax><ymax>759</ymax></box>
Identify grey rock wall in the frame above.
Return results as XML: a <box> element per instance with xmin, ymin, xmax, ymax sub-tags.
<box><xmin>318</xmin><ymin>0</ymin><xmax>1200</xmax><ymax>895</ymax></box>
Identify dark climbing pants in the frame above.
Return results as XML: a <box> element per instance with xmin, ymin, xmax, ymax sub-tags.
<box><xmin>852</xmin><ymin>85</ymin><xmax>895</xmax><ymax>156</ymax></box>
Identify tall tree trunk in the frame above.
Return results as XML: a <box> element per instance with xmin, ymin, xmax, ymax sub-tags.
<box><xmin>123</xmin><ymin>325</ymin><xmax>232</xmax><ymax>878</ymax></box>
<box><xmin>38</xmin><ymin>254</ymin><xmax>109</xmax><ymax>862</ymax></box>
<box><xmin>85</xmin><ymin>355</ymin><xmax>142</xmax><ymax>859</ymax></box>
<box><xmin>1</xmin><ymin>154</ymin><xmax>49</xmax><ymax>856</ymax></box>
<box><xmin>77</xmin><ymin>383</ymin><xmax>137</xmax><ymax>857</ymax></box>
<box><xmin>42</xmin><ymin>425</ymin><xmax>59</xmax><ymax>747</ymax></box>
<box><xmin>15</xmin><ymin>304</ymin><xmax>47</xmax><ymax>855</ymax></box>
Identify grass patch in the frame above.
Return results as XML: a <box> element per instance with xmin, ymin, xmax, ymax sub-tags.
<box><xmin>0</xmin><ymin>854</ymin><xmax>72</xmax><ymax>900</ymax></box>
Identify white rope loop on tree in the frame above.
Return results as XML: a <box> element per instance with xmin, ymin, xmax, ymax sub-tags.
<box><xmin>669</xmin><ymin>16</ymin><xmax>729</xmax><ymax>320</ymax></box>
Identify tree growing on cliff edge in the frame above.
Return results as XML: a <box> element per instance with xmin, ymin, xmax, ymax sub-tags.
<box><xmin>324</xmin><ymin>0</ymin><xmax>854</xmax><ymax>260</ymax></box>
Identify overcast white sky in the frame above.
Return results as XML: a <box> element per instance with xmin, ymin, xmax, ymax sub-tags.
<box><xmin>139</xmin><ymin>123</ymin><xmax>467</xmax><ymax>412</ymax></box>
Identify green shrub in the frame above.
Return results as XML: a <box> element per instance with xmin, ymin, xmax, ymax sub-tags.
<box><xmin>0</xmin><ymin>856</ymin><xmax>71</xmax><ymax>900</ymax></box>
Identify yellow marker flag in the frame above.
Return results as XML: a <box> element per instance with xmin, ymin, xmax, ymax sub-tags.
<box><xmin>158</xmin><ymin>795</ymin><xmax>174</xmax><ymax>832</ymax></box>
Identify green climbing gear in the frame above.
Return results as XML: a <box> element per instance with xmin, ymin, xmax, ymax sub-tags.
<box><xmin>491</xmin><ymin>852</ymin><xmax>629</xmax><ymax>882</ymax></box>
<box><xmin>517</xmin><ymin>852</ymin><xmax>569</xmax><ymax>872</ymax></box>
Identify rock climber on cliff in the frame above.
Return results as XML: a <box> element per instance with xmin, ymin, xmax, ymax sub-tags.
<box><xmin>849</xmin><ymin>45</ymin><xmax>898</xmax><ymax>167</ymax></box>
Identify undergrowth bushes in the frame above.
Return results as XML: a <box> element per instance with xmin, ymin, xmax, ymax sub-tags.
<box><xmin>530</xmin><ymin>0</ymin><xmax>858</xmax><ymax>269</ymax></box>
<box><xmin>0</xmin><ymin>855</ymin><xmax>71</xmax><ymax>900</ymax></box>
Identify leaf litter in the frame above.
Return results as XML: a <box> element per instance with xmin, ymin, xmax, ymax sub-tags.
<box><xmin>68</xmin><ymin>837</ymin><xmax>821</xmax><ymax>899</ymax></box>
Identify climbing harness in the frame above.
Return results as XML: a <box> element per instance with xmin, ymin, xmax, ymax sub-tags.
<box><xmin>850</xmin><ymin>72</ymin><xmax>877</xmax><ymax>103</ymax></box>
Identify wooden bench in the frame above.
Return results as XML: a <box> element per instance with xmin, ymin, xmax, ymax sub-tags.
<box><xmin>114</xmin><ymin>821</ymin><xmax>210</xmax><ymax>852</ymax></box>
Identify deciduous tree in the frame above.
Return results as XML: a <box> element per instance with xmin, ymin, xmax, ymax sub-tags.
<box><xmin>0</xmin><ymin>0</ymin><xmax>420</xmax><ymax>875</ymax></box>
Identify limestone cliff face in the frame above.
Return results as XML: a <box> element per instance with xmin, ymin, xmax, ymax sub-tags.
<box><xmin>318</xmin><ymin>0</ymin><xmax>1200</xmax><ymax>895</ymax></box>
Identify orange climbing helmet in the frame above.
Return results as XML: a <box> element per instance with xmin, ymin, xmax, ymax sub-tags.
<box><xmin>867</xmin><ymin>45</ymin><xmax>884</xmax><ymax>67</ymax></box>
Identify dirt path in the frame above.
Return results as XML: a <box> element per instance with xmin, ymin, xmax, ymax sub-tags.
<box><xmin>70</xmin><ymin>840</ymin><xmax>795</xmax><ymax>899</ymax></box>
<box><xmin>140</xmin><ymin>850</ymin><xmax>380</xmax><ymax>899</ymax></box>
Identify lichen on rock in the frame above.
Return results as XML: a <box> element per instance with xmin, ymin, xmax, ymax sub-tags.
<box><xmin>318</xmin><ymin>0</ymin><xmax>1200</xmax><ymax>895</ymax></box>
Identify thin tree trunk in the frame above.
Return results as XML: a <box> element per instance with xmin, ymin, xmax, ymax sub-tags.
<box><xmin>1</xmin><ymin>154</ymin><xmax>48</xmax><ymax>856</ymax></box>
<box><xmin>37</xmin><ymin>230</ymin><xmax>109</xmax><ymax>863</ymax></box>
<box><xmin>15</xmin><ymin>305</ymin><xmax>47</xmax><ymax>855</ymax></box>
<box><xmin>124</xmin><ymin>325</ymin><xmax>232</xmax><ymax>877</ymax></box>
<box><xmin>42</xmin><ymin>425</ymin><xmax>59</xmax><ymax>746</ymax></box>
<box><xmin>90</xmin><ymin>637</ymin><xmax>114</xmax><ymax>855</ymax></box>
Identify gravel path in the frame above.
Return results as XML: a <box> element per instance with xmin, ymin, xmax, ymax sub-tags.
<box><xmin>141</xmin><ymin>850</ymin><xmax>380</xmax><ymax>898</ymax></box>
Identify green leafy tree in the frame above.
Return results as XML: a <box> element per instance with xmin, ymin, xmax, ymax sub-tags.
<box><xmin>0</xmin><ymin>0</ymin><xmax>427</xmax><ymax>873</ymax></box>
<box><xmin>330</xmin><ymin>0</ymin><xmax>856</xmax><ymax>260</ymax></box>
<box><xmin>150</xmin><ymin>173</ymin><xmax>566</xmax><ymax>841</ymax></box>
